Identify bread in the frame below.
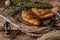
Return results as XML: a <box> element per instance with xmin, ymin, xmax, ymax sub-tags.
<box><xmin>32</xmin><ymin>8</ymin><xmax>51</xmax><ymax>16</ymax></box>
<box><xmin>39</xmin><ymin>12</ymin><xmax>55</xmax><ymax>19</ymax></box>
<box><xmin>22</xmin><ymin>10</ymin><xmax>40</xmax><ymax>25</ymax></box>
<box><xmin>32</xmin><ymin>8</ymin><xmax>55</xmax><ymax>19</ymax></box>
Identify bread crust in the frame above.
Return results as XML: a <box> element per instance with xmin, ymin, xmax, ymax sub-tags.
<box><xmin>32</xmin><ymin>8</ymin><xmax>55</xmax><ymax>19</ymax></box>
<box><xmin>22</xmin><ymin>10</ymin><xmax>40</xmax><ymax>25</ymax></box>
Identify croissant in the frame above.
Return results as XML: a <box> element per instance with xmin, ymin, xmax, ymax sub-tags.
<box><xmin>32</xmin><ymin>8</ymin><xmax>55</xmax><ymax>19</ymax></box>
<box><xmin>22</xmin><ymin>10</ymin><xmax>40</xmax><ymax>25</ymax></box>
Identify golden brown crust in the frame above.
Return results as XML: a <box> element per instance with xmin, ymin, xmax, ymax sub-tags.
<box><xmin>39</xmin><ymin>12</ymin><xmax>55</xmax><ymax>19</ymax></box>
<box><xmin>22</xmin><ymin>10</ymin><xmax>40</xmax><ymax>25</ymax></box>
<box><xmin>22</xmin><ymin>10</ymin><xmax>38</xmax><ymax>19</ymax></box>
<box><xmin>32</xmin><ymin>8</ymin><xmax>51</xmax><ymax>16</ymax></box>
<box><xmin>32</xmin><ymin>8</ymin><xmax>55</xmax><ymax>19</ymax></box>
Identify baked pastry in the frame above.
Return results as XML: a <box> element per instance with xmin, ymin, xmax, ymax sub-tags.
<box><xmin>22</xmin><ymin>10</ymin><xmax>40</xmax><ymax>25</ymax></box>
<box><xmin>32</xmin><ymin>8</ymin><xmax>55</xmax><ymax>19</ymax></box>
<box><xmin>32</xmin><ymin>8</ymin><xmax>51</xmax><ymax>16</ymax></box>
<box><xmin>39</xmin><ymin>12</ymin><xmax>55</xmax><ymax>19</ymax></box>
